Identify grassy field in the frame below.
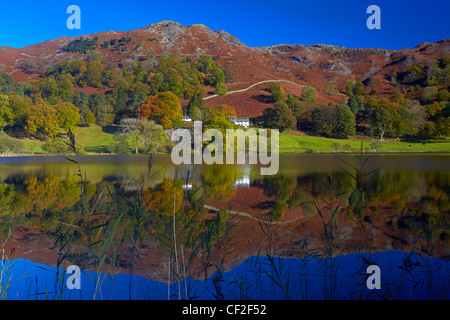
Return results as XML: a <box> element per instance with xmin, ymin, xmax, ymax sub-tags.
<box><xmin>279</xmin><ymin>132</ymin><xmax>450</xmax><ymax>153</ymax></box>
<box><xmin>74</xmin><ymin>125</ymin><xmax>118</xmax><ymax>153</ymax></box>
<box><xmin>2</xmin><ymin>125</ymin><xmax>118</xmax><ymax>155</ymax></box>
<box><xmin>2</xmin><ymin>125</ymin><xmax>450</xmax><ymax>155</ymax></box>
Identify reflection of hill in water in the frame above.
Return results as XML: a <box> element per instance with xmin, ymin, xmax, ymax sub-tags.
<box><xmin>0</xmin><ymin>154</ymin><xmax>448</xmax><ymax>286</ymax></box>
<box><xmin>3</xmin><ymin>251</ymin><xmax>448</xmax><ymax>300</ymax></box>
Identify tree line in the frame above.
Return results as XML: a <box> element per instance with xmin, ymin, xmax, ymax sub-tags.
<box><xmin>0</xmin><ymin>53</ymin><xmax>235</xmax><ymax>143</ymax></box>
<box><xmin>262</xmin><ymin>55</ymin><xmax>450</xmax><ymax>141</ymax></box>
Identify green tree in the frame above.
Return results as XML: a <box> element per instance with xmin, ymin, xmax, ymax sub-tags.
<box><xmin>334</xmin><ymin>104</ymin><xmax>356</xmax><ymax>138</ymax></box>
<box><xmin>330</xmin><ymin>142</ymin><xmax>341</xmax><ymax>152</ymax></box>
<box><xmin>56</xmin><ymin>73</ymin><xmax>74</xmax><ymax>97</ymax></box>
<box><xmin>437</xmin><ymin>89</ymin><xmax>450</xmax><ymax>102</ymax></box>
<box><xmin>346</xmin><ymin>81</ymin><xmax>354</xmax><ymax>96</ymax></box>
<box><xmin>422</xmin><ymin>86</ymin><xmax>438</xmax><ymax>104</ymax></box>
<box><xmin>8</xmin><ymin>93</ymin><xmax>31</xmax><ymax>128</ymax></box>
<box><xmin>263</xmin><ymin>102</ymin><xmax>296</xmax><ymax>132</ymax></box>
<box><xmin>0</xmin><ymin>94</ymin><xmax>14</xmax><ymax>131</ymax></box>
<box><xmin>0</xmin><ymin>73</ymin><xmax>13</xmax><ymax>86</ymax></box>
<box><xmin>391</xmin><ymin>90</ymin><xmax>407</xmax><ymax>106</ymax></box>
<box><xmin>311</xmin><ymin>105</ymin><xmax>336</xmax><ymax>137</ymax></box>
<box><xmin>209</xmin><ymin>66</ymin><xmax>225</xmax><ymax>86</ymax></box>
<box><xmin>286</xmin><ymin>95</ymin><xmax>303</xmax><ymax>120</ymax></box>
<box><xmin>0</xmin><ymin>132</ymin><xmax>22</xmax><ymax>153</ymax></box>
<box><xmin>216</xmin><ymin>82</ymin><xmax>228</xmax><ymax>95</ymax></box>
<box><xmin>129</xmin><ymin>81</ymin><xmax>151</xmax><ymax>96</ymax></box>
<box><xmin>418</xmin><ymin>122</ymin><xmax>438</xmax><ymax>140</ymax></box>
<box><xmin>36</xmin><ymin>77</ymin><xmax>58</xmax><ymax>99</ymax></box>
<box><xmin>301</xmin><ymin>86</ymin><xmax>317</xmax><ymax>103</ymax></box>
<box><xmin>188</xmin><ymin>106</ymin><xmax>203</xmax><ymax>121</ymax></box>
<box><xmin>352</xmin><ymin>80</ymin><xmax>364</xmax><ymax>96</ymax></box>
<box><xmin>363</xmin><ymin>99</ymin><xmax>401</xmax><ymax>139</ymax></box>
<box><xmin>201</xmin><ymin>106</ymin><xmax>236</xmax><ymax>146</ymax></box>
<box><xmin>347</xmin><ymin>96</ymin><xmax>364</xmax><ymax>115</ymax></box>
<box><xmin>186</xmin><ymin>92</ymin><xmax>204</xmax><ymax>115</ymax></box>
<box><xmin>148</xmin><ymin>72</ymin><xmax>164</xmax><ymax>95</ymax></box>
<box><xmin>342</xmin><ymin>143</ymin><xmax>352</xmax><ymax>151</ymax></box>
<box><xmin>198</xmin><ymin>55</ymin><xmax>215</xmax><ymax>74</ymax></box>
<box><xmin>270</xmin><ymin>83</ymin><xmax>285</xmax><ymax>102</ymax></box>
<box><xmin>114</xmin><ymin>86</ymin><xmax>128</xmax><ymax>115</ymax></box>
<box><xmin>55</xmin><ymin>102</ymin><xmax>81</xmax><ymax>132</ymax></box>
<box><xmin>42</xmin><ymin>138</ymin><xmax>77</xmax><ymax>154</ymax></box>
<box><xmin>165</xmin><ymin>69</ymin><xmax>183</xmax><ymax>97</ymax></box>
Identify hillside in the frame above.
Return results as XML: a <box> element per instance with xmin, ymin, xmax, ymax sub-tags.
<box><xmin>1</xmin><ymin>20</ymin><xmax>449</xmax><ymax>117</ymax></box>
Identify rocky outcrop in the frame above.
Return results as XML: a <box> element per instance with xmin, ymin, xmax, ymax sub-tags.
<box><xmin>215</xmin><ymin>30</ymin><xmax>248</xmax><ymax>47</ymax></box>
<box><xmin>321</xmin><ymin>61</ymin><xmax>352</xmax><ymax>75</ymax></box>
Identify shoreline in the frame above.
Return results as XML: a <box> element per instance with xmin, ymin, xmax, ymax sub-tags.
<box><xmin>1</xmin><ymin>149</ymin><xmax>450</xmax><ymax>158</ymax></box>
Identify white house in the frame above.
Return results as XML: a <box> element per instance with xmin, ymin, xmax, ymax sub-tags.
<box><xmin>182</xmin><ymin>116</ymin><xmax>192</xmax><ymax>122</ymax></box>
<box><xmin>230</xmin><ymin>116</ymin><xmax>250</xmax><ymax>128</ymax></box>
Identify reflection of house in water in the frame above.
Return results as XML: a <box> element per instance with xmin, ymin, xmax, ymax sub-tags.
<box><xmin>182</xmin><ymin>184</ymin><xmax>192</xmax><ymax>190</ymax></box>
<box><xmin>232</xmin><ymin>174</ymin><xmax>250</xmax><ymax>189</ymax></box>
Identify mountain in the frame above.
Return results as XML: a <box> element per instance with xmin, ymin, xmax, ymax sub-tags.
<box><xmin>0</xmin><ymin>20</ymin><xmax>449</xmax><ymax>117</ymax></box>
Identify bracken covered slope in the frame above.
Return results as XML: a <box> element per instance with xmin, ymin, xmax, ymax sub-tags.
<box><xmin>0</xmin><ymin>20</ymin><xmax>449</xmax><ymax>117</ymax></box>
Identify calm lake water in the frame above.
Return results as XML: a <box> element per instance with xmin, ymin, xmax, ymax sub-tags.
<box><xmin>0</xmin><ymin>154</ymin><xmax>448</xmax><ymax>300</ymax></box>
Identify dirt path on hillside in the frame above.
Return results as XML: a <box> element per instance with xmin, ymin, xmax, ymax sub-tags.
<box><xmin>203</xmin><ymin>79</ymin><xmax>307</xmax><ymax>101</ymax></box>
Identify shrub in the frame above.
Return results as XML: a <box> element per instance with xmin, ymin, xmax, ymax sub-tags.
<box><xmin>0</xmin><ymin>132</ymin><xmax>22</xmax><ymax>153</ymax></box>
<box><xmin>41</xmin><ymin>138</ymin><xmax>84</xmax><ymax>154</ymax></box>
<box><xmin>270</xmin><ymin>83</ymin><xmax>285</xmax><ymax>102</ymax></box>
<box><xmin>62</xmin><ymin>37</ymin><xmax>98</xmax><ymax>54</ymax></box>
<box><xmin>301</xmin><ymin>86</ymin><xmax>317</xmax><ymax>103</ymax></box>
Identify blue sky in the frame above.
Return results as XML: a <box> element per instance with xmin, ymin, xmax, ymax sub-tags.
<box><xmin>0</xmin><ymin>0</ymin><xmax>448</xmax><ymax>50</ymax></box>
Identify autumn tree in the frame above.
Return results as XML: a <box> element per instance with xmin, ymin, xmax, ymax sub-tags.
<box><xmin>26</xmin><ymin>102</ymin><xmax>60</xmax><ymax>138</ymax></box>
<box><xmin>84</xmin><ymin>111</ymin><xmax>96</xmax><ymax>125</ymax></box>
<box><xmin>214</xmin><ymin>104</ymin><xmax>236</xmax><ymax>117</ymax></box>
<box><xmin>0</xmin><ymin>94</ymin><xmax>14</xmax><ymax>131</ymax></box>
<box><xmin>391</xmin><ymin>90</ymin><xmax>407</xmax><ymax>106</ymax></box>
<box><xmin>202</xmin><ymin>106</ymin><xmax>235</xmax><ymax>137</ymax></box>
<box><xmin>138</xmin><ymin>91</ymin><xmax>183</xmax><ymax>128</ymax></box>
<box><xmin>270</xmin><ymin>83</ymin><xmax>285</xmax><ymax>102</ymax></box>
<box><xmin>85</xmin><ymin>60</ymin><xmax>103</xmax><ymax>88</ymax></box>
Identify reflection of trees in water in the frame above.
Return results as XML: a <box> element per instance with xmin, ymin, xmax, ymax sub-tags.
<box><xmin>0</xmin><ymin>158</ymin><xmax>448</xmax><ymax>299</ymax></box>
<box><xmin>0</xmin><ymin>167</ymin><xmax>448</xmax><ymax>267</ymax></box>
<box><xmin>251</xmin><ymin>169</ymin><xmax>449</xmax><ymax>247</ymax></box>
<box><xmin>0</xmin><ymin>168</ymin><xmax>448</xmax><ymax>232</ymax></box>
<box><xmin>202</xmin><ymin>165</ymin><xmax>238</xmax><ymax>202</ymax></box>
